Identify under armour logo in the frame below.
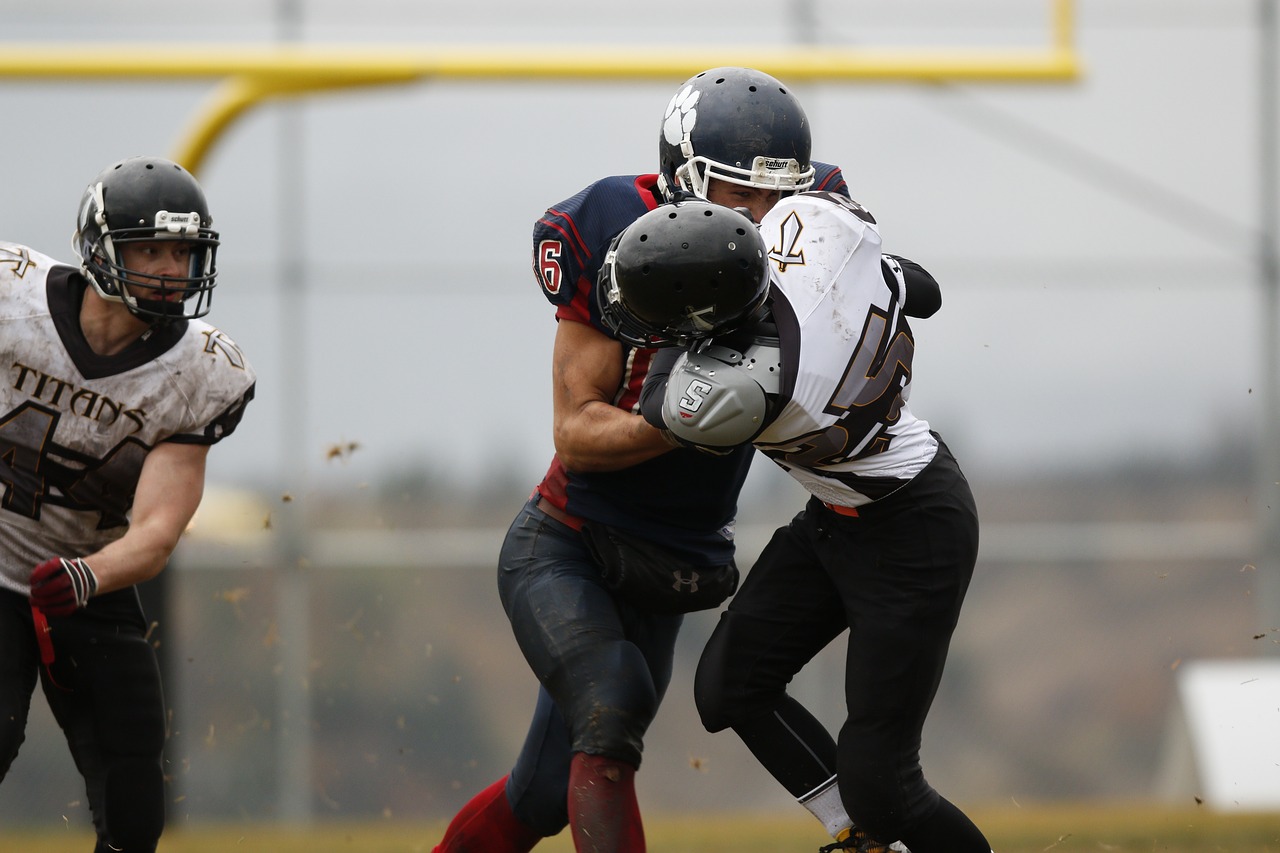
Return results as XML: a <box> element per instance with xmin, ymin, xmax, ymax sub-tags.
<box><xmin>671</xmin><ymin>569</ymin><xmax>702</xmax><ymax>593</ymax></box>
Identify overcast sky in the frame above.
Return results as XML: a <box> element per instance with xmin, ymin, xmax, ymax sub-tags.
<box><xmin>0</xmin><ymin>0</ymin><xmax>1271</xmax><ymax>501</ymax></box>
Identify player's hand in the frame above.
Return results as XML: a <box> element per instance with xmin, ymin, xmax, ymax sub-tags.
<box><xmin>30</xmin><ymin>557</ymin><xmax>99</xmax><ymax>616</ymax></box>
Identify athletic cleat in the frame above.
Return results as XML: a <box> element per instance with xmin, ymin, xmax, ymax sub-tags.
<box><xmin>818</xmin><ymin>827</ymin><xmax>911</xmax><ymax>853</ymax></box>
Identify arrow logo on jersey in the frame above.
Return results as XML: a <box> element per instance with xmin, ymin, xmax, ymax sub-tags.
<box><xmin>0</xmin><ymin>245</ymin><xmax>34</xmax><ymax>278</ymax></box>
<box><xmin>768</xmin><ymin>211</ymin><xmax>805</xmax><ymax>273</ymax></box>
<box><xmin>201</xmin><ymin>328</ymin><xmax>247</xmax><ymax>370</ymax></box>
<box><xmin>762</xmin><ymin>207</ymin><xmax>803</xmax><ymax>270</ymax></box>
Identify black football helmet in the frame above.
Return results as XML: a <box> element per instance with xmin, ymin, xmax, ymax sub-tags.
<box><xmin>598</xmin><ymin>200</ymin><xmax>770</xmax><ymax>348</ymax></box>
<box><xmin>73</xmin><ymin>156</ymin><xmax>219</xmax><ymax>323</ymax></box>
<box><xmin>658</xmin><ymin>66</ymin><xmax>816</xmax><ymax>202</ymax></box>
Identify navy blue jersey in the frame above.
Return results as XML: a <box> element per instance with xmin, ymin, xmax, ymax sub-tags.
<box><xmin>530</xmin><ymin>167</ymin><xmax>847</xmax><ymax>563</ymax></box>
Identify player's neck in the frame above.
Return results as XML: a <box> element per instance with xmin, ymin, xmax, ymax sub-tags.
<box><xmin>79</xmin><ymin>289</ymin><xmax>153</xmax><ymax>356</ymax></box>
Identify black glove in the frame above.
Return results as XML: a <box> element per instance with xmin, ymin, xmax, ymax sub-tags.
<box><xmin>30</xmin><ymin>557</ymin><xmax>99</xmax><ymax>616</ymax></box>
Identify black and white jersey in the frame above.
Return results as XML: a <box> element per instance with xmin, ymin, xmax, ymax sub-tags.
<box><xmin>756</xmin><ymin>193</ymin><xmax>937</xmax><ymax>507</ymax></box>
<box><xmin>0</xmin><ymin>242</ymin><xmax>255</xmax><ymax>594</ymax></box>
<box><xmin>531</xmin><ymin>165</ymin><xmax>849</xmax><ymax>563</ymax></box>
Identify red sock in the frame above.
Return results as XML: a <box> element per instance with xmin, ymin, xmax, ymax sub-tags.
<box><xmin>567</xmin><ymin>752</ymin><xmax>645</xmax><ymax>853</ymax></box>
<box><xmin>433</xmin><ymin>775</ymin><xmax>543</xmax><ymax>853</ymax></box>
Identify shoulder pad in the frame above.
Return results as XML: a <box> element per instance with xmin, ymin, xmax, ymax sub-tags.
<box><xmin>532</xmin><ymin>175</ymin><xmax>653</xmax><ymax>307</ymax></box>
<box><xmin>662</xmin><ymin>349</ymin><xmax>771</xmax><ymax>448</ymax></box>
<box><xmin>696</xmin><ymin>339</ymin><xmax>783</xmax><ymax>389</ymax></box>
<box><xmin>735</xmin><ymin>339</ymin><xmax>782</xmax><ymax>396</ymax></box>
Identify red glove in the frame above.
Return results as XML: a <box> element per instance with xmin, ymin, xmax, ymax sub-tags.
<box><xmin>30</xmin><ymin>557</ymin><xmax>99</xmax><ymax>616</ymax></box>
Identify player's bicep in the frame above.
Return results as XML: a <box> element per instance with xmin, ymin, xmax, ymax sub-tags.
<box><xmin>132</xmin><ymin>441</ymin><xmax>208</xmax><ymax>544</ymax></box>
<box><xmin>551</xmin><ymin>319</ymin><xmax>673</xmax><ymax>471</ymax></box>
<box><xmin>552</xmin><ymin>318</ymin><xmax>625</xmax><ymax>432</ymax></box>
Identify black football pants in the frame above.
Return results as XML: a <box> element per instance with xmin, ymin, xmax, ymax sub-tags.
<box><xmin>695</xmin><ymin>439</ymin><xmax>989</xmax><ymax>850</ymax></box>
<box><xmin>0</xmin><ymin>586</ymin><xmax>166</xmax><ymax>852</ymax></box>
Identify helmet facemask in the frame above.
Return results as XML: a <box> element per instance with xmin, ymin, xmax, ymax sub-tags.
<box><xmin>658</xmin><ymin>68</ymin><xmax>817</xmax><ymax>203</ymax></box>
<box><xmin>73</xmin><ymin>158</ymin><xmax>219</xmax><ymax>324</ymax></box>
<box><xmin>673</xmin><ymin>151</ymin><xmax>816</xmax><ymax>201</ymax></box>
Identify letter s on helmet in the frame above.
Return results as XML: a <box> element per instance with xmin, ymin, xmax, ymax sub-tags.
<box><xmin>598</xmin><ymin>200</ymin><xmax>770</xmax><ymax>348</ymax></box>
<box><xmin>73</xmin><ymin>156</ymin><xmax>219</xmax><ymax>323</ymax></box>
<box><xmin>658</xmin><ymin>66</ymin><xmax>815</xmax><ymax>202</ymax></box>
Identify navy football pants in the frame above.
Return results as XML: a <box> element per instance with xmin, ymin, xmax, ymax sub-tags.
<box><xmin>497</xmin><ymin>498</ymin><xmax>682</xmax><ymax>836</ymax></box>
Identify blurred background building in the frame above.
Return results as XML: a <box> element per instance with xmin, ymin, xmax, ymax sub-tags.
<box><xmin>1</xmin><ymin>0</ymin><xmax>1277</xmax><ymax>832</ymax></box>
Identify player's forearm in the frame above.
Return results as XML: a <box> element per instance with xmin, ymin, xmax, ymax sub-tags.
<box><xmin>554</xmin><ymin>401</ymin><xmax>673</xmax><ymax>472</ymax></box>
<box><xmin>82</xmin><ymin>519</ymin><xmax>184</xmax><ymax>594</ymax></box>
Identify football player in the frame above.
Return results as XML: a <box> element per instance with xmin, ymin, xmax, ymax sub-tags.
<box><xmin>431</xmin><ymin>68</ymin><xmax>865</xmax><ymax>853</ymax></box>
<box><xmin>610</xmin><ymin>196</ymin><xmax>990</xmax><ymax>853</ymax></box>
<box><xmin>0</xmin><ymin>156</ymin><xmax>255</xmax><ymax>852</ymax></box>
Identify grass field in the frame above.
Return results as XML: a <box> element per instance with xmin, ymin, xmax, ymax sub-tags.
<box><xmin>2</xmin><ymin>805</ymin><xmax>1277</xmax><ymax>852</ymax></box>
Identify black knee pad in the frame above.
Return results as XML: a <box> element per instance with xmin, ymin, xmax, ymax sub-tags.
<box><xmin>694</xmin><ymin>612</ymin><xmax>770</xmax><ymax>733</ymax></box>
<box><xmin>694</xmin><ymin>629</ymin><xmax>734</xmax><ymax>732</ymax></box>
<box><xmin>555</xmin><ymin>642</ymin><xmax>658</xmax><ymax>768</ymax></box>
<box><xmin>102</xmin><ymin>757</ymin><xmax>165</xmax><ymax>851</ymax></box>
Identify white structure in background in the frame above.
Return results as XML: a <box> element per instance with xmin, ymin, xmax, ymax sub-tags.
<box><xmin>1160</xmin><ymin>659</ymin><xmax>1280</xmax><ymax>811</ymax></box>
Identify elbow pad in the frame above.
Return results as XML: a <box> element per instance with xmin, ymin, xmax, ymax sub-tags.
<box><xmin>662</xmin><ymin>344</ymin><xmax>779</xmax><ymax>448</ymax></box>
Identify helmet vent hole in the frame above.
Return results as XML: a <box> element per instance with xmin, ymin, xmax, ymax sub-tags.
<box><xmin>748</xmin><ymin>85</ymin><xmax>758</xmax><ymax>92</ymax></box>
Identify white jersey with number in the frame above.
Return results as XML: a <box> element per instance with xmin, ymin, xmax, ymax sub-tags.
<box><xmin>0</xmin><ymin>242</ymin><xmax>256</xmax><ymax>595</ymax></box>
<box><xmin>754</xmin><ymin>192</ymin><xmax>936</xmax><ymax>508</ymax></box>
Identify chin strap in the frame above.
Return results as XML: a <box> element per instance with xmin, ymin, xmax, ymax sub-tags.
<box><xmin>656</xmin><ymin>172</ymin><xmax>698</xmax><ymax>204</ymax></box>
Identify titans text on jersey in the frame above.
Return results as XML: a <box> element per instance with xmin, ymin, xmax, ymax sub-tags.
<box><xmin>0</xmin><ymin>242</ymin><xmax>256</xmax><ymax>595</ymax></box>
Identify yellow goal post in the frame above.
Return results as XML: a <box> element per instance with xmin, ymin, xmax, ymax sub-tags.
<box><xmin>0</xmin><ymin>0</ymin><xmax>1079</xmax><ymax>174</ymax></box>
